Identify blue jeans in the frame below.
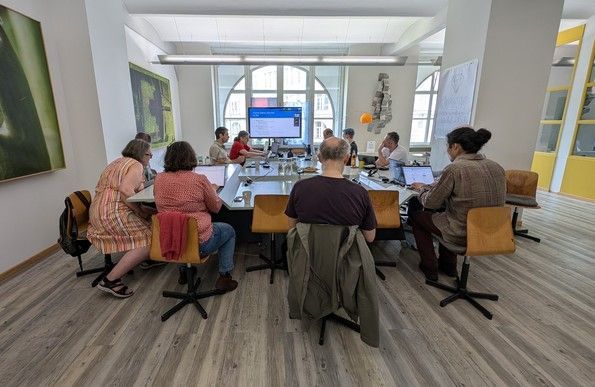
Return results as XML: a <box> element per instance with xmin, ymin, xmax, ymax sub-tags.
<box><xmin>199</xmin><ymin>222</ymin><xmax>236</xmax><ymax>274</ymax></box>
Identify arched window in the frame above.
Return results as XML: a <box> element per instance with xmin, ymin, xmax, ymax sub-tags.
<box><xmin>411</xmin><ymin>71</ymin><xmax>440</xmax><ymax>145</ymax></box>
<box><xmin>217</xmin><ymin>65</ymin><xmax>341</xmax><ymax>145</ymax></box>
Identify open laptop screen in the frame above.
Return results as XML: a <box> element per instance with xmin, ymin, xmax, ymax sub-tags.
<box><xmin>194</xmin><ymin>165</ymin><xmax>226</xmax><ymax>186</ymax></box>
<box><xmin>402</xmin><ymin>166</ymin><xmax>434</xmax><ymax>185</ymax></box>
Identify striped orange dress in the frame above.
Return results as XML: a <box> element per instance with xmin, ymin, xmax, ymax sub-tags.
<box><xmin>87</xmin><ymin>157</ymin><xmax>151</xmax><ymax>253</ymax></box>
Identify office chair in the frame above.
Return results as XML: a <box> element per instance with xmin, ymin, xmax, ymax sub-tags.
<box><xmin>425</xmin><ymin>207</ymin><xmax>516</xmax><ymax>320</ymax></box>
<box><xmin>505</xmin><ymin>170</ymin><xmax>541</xmax><ymax>243</ymax></box>
<box><xmin>246</xmin><ymin>194</ymin><xmax>290</xmax><ymax>284</ymax></box>
<box><xmin>150</xmin><ymin>215</ymin><xmax>222</xmax><ymax>321</ymax></box>
<box><xmin>368</xmin><ymin>190</ymin><xmax>401</xmax><ymax>280</ymax></box>
<box><xmin>62</xmin><ymin>191</ymin><xmax>114</xmax><ymax>283</ymax></box>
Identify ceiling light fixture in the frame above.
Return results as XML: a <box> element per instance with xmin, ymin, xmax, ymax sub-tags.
<box><xmin>156</xmin><ymin>54</ymin><xmax>408</xmax><ymax>66</ymax></box>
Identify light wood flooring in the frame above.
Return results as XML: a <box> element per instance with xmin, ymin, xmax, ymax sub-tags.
<box><xmin>0</xmin><ymin>191</ymin><xmax>594</xmax><ymax>386</ymax></box>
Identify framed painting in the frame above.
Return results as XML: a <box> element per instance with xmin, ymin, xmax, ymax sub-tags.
<box><xmin>129</xmin><ymin>63</ymin><xmax>175</xmax><ymax>148</ymax></box>
<box><xmin>0</xmin><ymin>5</ymin><xmax>65</xmax><ymax>182</ymax></box>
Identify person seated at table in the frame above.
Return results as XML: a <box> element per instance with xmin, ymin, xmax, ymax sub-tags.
<box><xmin>342</xmin><ymin>128</ymin><xmax>358</xmax><ymax>165</ymax></box>
<box><xmin>323</xmin><ymin>128</ymin><xmax>334</xmax><ymax>140</ymax></box>
<box><xmin>285</xmin><ymin>137</ymin><xmax>377</xmax><ymax>242</ymax></box>
<box><xmin>408</xmin><ymin>127</ymin><xmax>505</xmax><ymax>281</ymax></box>
<box><xmin>135</xmin><ymin>132</ymin><xmax>157</xmax><ymax>185</ymax></box>
<box><xmin>229</xmin><ymin>130</ymin><xmax>266</xmax><ymax>164</ymax></box>
<box><xmin>153</xmin><ymin>141</ymin><xmax>238</xmax><ymax>292</ymax></box>
<box><xmin>375</xmin><ymin>131</ymin><xmax>408</xmax><ymax>168</ymax></box>
<box><xmin>90</xmin><ymin>139</ymin><xmax>157</xmax><ymax>298</ymax></box>
<box><xmin>209</xmin><ymin>126</ymin><xmax>245</xmax><ymax>165</ymax></box>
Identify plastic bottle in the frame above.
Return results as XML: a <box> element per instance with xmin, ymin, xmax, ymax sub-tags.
<box><xmin>351</xmin><ymin>153</ymin><xmax>357</xmax><ymax>168</ymax></box>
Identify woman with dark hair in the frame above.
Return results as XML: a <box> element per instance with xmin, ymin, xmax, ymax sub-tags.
<box><xmin>409</xmin><ymin>127</ymin><xmax>505</xmax><ymax>281</ymax></box>
<box><xmin>153</xmin><ymin>141</ymin><xmax>238</xmax><ymax>292</ymax></box>
<box><xmin>89</xmin><ymin>139</ymin><xmax>156</xmax><ymax>298</ymax></box>
<box><xmin>229</xmin><ymin>130</ymin><xmax>266</xmax><ymax>164</ymax></box>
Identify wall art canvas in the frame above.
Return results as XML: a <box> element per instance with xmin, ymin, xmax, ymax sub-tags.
<box><xmin>129</xmin><ymin>63</ymin><xmax>174</xmax><ymax>148</ymax></box>
<box><xmin>0</xmin><ymin>5</ymin><xmax>65</xmax><ymax>182</ymax></box>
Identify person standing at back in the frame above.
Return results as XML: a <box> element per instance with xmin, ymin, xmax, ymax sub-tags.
<box><xmin>408</xmin><ymin>127</ymin><xmax>505</xmax><ymax>281</ymax></box>
<box><xmin>209</xmin><ymin>126</ymin><xmax>245</xmax><ymax>165</ymax></box>
<box><xmin>342</xmin><ymin>128</ymin><xmax>358</xmax><ymax>166</ymax></box>
<box><xmin>375</xmin><ymin>131</ymin><xmax>408</xmax><ymax>167</ymax></box>
<box><xmin>285</xmin><ymin>137</ymin><xmax>377</xmax><ymax>242</ymax></box>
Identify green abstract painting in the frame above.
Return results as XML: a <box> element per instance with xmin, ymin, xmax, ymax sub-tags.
<box><xmin>0</xmin><ymin>5</ymin><xmax>65</xmax><ymax>182</ymax></box>
<box><xmin>129</xmin><ymin>63</ymin><xmax>175</xmax><ymax>148</ymax></box>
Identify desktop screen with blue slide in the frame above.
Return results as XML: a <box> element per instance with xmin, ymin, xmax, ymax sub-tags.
<box><xmin>248</xmin><ymin>107</ymin><xmax>302</xmax><ymax>138</ymax></box>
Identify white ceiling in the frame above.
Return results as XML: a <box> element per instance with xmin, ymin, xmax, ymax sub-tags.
<box><xmin>123</xmin><ymin>0</ymin><xmax>595</xmax><ymax>19</ymax></box>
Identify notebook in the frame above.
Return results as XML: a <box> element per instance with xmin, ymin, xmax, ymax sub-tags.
<box><xmin>401</xmin><ymin>166</ymin><xmax>434</xmax><ymax>186</ymax></box>
<box><xmin>194</xmin><ymin>165</ymin><xmax>227</xmax><ymax>188</ymax></box>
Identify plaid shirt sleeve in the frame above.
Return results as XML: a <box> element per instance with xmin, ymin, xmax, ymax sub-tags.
<box><xmin>419</xmin><ymin>167</ymin><xmax>455</xmax><ymax>209</ymax></box>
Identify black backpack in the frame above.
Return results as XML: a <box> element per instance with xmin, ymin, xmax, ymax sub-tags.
<box><xmin>58</xmin><ymin>191</ymin><xmax>92</xmax><ymax>257</ymax></box>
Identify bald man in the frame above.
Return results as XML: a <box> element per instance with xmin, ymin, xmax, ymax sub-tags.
<box><xmin>285</xmin><ymin>137</ymin><xmax>377</xmax><ymax>243</ymax></box>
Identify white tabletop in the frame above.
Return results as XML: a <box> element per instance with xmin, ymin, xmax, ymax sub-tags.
<box><xmin>128</xmin><ymin>160</ymin><xmax>417</xmax><ymax>209</ymax></box>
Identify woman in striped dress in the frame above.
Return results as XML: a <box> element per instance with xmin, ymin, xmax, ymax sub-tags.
<box><xmin>88</xmin><ymin>139</ymin><xmax>155</xmax><ymax>298</ymax></box>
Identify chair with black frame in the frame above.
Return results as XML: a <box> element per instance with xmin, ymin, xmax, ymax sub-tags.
<box><xmin>425</xmin><ymin>206</ymin><xmax>516</xmax><ymax>320</ymax></box>
<box><xmin>505</xmin><ymin>170</ymin><xmax>541</xmax><ymax>243</ymax></box>
<box><xmin>149</xmin><ymin>215</ymin><xmax>222</xmax><ymax>321</ymax></box>
<box><xmin>367</xmin><ymin>190</ymin><xmax>400</xmax><ymax>280</ymax></box>
<box><xmin>246</xmin><ymin>194</ymin><xmax>290</xmax><ymax>284</ymax></box>
<box><xmin>59</xmin><ymin>191</ymin><xmax>114</xmax><ymax>283</ymax></box>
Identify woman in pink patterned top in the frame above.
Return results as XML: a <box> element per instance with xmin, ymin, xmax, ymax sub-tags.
<box><xmin>154</xmin><ymin>141</ymin><xmax>238</xmax><ymax>292</ymax></box>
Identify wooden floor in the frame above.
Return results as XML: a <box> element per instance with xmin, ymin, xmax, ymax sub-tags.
<box><xmin>1</xmin><ymin>191</ymin><xmax>594</xmax><ymax>386</ymax></box>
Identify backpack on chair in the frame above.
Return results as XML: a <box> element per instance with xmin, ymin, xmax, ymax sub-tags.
<box><xmin>58</xmin><ymin>191</ymin><xmax>92</xmax><ymax>257</ymax></box>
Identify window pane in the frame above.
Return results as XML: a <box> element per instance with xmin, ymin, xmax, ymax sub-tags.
<box><xmin>417</xmin><ymin>75</ymin><xmax>433</xmax><ymax>91</ymax></box>
<box><xmin>535</xmin><ymin>123</ymin><xmax>561</xmax><ymax>152</ymax></box>
<box><xmin>542</xmin><ymin>90</ymin><xmax>567</xmax><ymax>120</ymax></box>
<box><xmin>580</xmin><ymin>86</ymin><xmax>594</xmax><ymax>120</ymax></box>
<box><xmin>235</xmin><ymin>78</ymin><xmax>245</xmax><ymax>90</ymax></box>
<box><xmin>224</xmin><ymin>93</ymin><xmax>246</xmax><ymax>118</ymax></box>
<box><xmin>590</xmin><ymin>60</ymin><xmax>595</xmax><ymax>83</ymax></box>
<box><xmin>225</xmin><ymin>119</ymin><xmax>246</xmax><ymax>140</ymax></box>
<box><xmin>315</xmin><ymin>80</ymin><xmax>324</xmax><ymax>90</ymax></box>
<box><xmin>313</xmin><ymin>119</ymin><xmax>334</xmax><ymax>144</ymax></box>
<box><xmin>314</xmin><ymin>94</ymin><xmax>333</xmax><ymax>118</ymax></box>
<box><xmin>573</xmin><ymin>124</ymin><xmax>595</xmax><ymax>156</ymax></box>
<box><xmin>413</xmin><ymin>94</ymin><xmax>431</xmax><ymax>118</ymax></box>
<box><xmin>217</xmin><ymin>65</ymin><xmax>245</xmax><ymax>123</ymax></box>
<box><xmin>252</xmin><ymin>66</ymin><xmax>277</xmax><ymax>90</ymax></box>
<box><xmin>284</xmin><ymin>66</ymin><xmax>306</xmax><ymax>90</ymax></box>
<box><xmin>283</xmin><ymin>93</ymin><xmax>306</xmax><ymax>108</ymax></box>
<box><xmin>251</xmin><ymin>93</ymin><xmax>277</xmax><ymax>107</ymax></box>
<box><xmin>410</xmin><ymin>119</ymin><xmax>427</xmax><ymax>143</ymax></box>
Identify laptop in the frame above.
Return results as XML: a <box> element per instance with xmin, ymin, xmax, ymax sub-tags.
<box><xmin>388</xmin><ymin>159</ymin><xmax>405</xmax><ymax>185</ymax></box>
<box><xmin>194</xmin><ymin>165</ymin><xmax>227</xmax><ymax>191</ymax></box>
<box><xmin>401</xmin><ymin>166</ymin><xmax>434</xmax><ymax>186</ymax></box>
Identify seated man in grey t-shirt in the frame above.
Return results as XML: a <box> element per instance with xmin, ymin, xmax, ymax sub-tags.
<box><xmin>285</xmin><ymin>137</ymin><xmax>377</xmax><ymax>243</ymax></box>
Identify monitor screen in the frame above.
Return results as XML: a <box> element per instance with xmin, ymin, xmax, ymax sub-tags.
<box><xmin>194</xmin><ymin>165</ymin><xmax>226</xmax><ymax>186</ymax></box>
<box><xmin>248</xmin><ymin>107</ymin><xmax>302</xmax><ymax>138</ymax></box>
<box><xmin>402</xmin><ymin>166</ymin><xmax>434</xmax><ymax>185</ymax></box>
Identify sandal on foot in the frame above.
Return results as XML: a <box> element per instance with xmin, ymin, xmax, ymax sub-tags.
<box><xmin>97</xmin><ymin>277</ymin><xmax>134</xmax><ymax>298</ymax></box>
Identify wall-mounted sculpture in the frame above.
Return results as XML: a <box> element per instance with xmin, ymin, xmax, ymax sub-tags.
<box><xmin>366</xmin><ymin>73</ymin><xmax>392</xmax><ymax>134</ymax></box>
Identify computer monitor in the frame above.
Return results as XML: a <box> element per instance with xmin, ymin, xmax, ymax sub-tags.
<box><xmin>402</xmin><ymin>166</ymin><xmax>434</xmax><ymax>185</ymax></box>
<box><xmin>248</xmin><ymin>107</ymin><xmax>302</xmax><ymax>138</ymax></box>
<box><xmin>388</xmin><ymin>159</ymin><xmax>405</xmax><ymax>184</ymax></box>
<box><xmin>194</xmin><ymin>165</ymin><xmax>226</xmax><ymax>187</ymax></box>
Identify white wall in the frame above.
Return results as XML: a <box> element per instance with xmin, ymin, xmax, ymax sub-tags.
<box><xmin>344</xmin><ymin>45</ymin><xmax>418</xmax><ymax>154</ymax></box>
<box><xmin>0</xmin><ymin>0</ymin><xmax>107</xmax><ymax>273</ymax></box>
<box><xmin>125</xmin><ymin>26</ymin><xmax>181</xmax><ymax>171</ymax></box>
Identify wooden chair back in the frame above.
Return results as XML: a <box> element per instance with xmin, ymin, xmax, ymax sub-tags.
<box><xmin>368</xmin><ymin>190</ymin><xmax>400</xmax><ymax>229</ymax></box>
<box><xmin>251</xmin><ymin>195</ymin><xmax>291</xmax><ymax>234</ymax></box>
<box><xmin>466</xmin><ymin>207</ymin><xmax>516</xmax><ymax>257</ymax></box>
<box><xmin>67</xmin><ymin>190</ymin><xmax>92</xmax><ymax>237</ymax></box>
<box><xmin>291</xmin><ymin>148</ymin><xmax>306</xmax><ymax>156</ymax></box>
<box><xmin>150</xmin><ymin>215</ymin><xmax>207</xmax><ymax>264</ymax></box>
<box><xmin>505</xmin><ymin>170</ymin><xmax>538</xmax><ymax>198</ymax></box>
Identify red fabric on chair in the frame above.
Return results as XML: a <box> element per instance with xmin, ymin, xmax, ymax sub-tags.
<box><xmin>157</xmin><ymin>212</ymin><xmax>188</xmax><ymax>261</ymax></box>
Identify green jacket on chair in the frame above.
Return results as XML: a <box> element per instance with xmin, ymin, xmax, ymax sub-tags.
<box><xmin>286</xmin><ymin>223</ymin><xmax>379</xmax><ymax>347</ymax></box>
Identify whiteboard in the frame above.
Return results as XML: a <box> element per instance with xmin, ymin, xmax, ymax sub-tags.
<box><xmin>433</xmin><ymin>59</ymin><xmax>478</xmax><ymax>139</ymax></box>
